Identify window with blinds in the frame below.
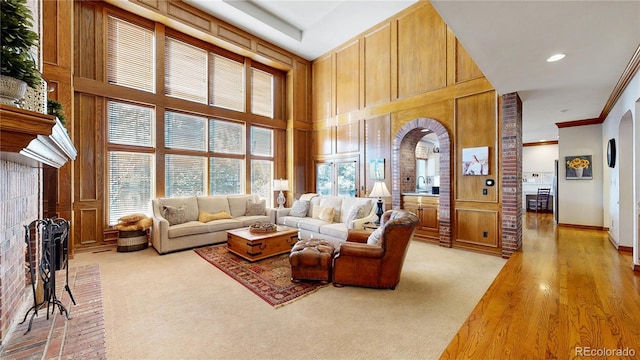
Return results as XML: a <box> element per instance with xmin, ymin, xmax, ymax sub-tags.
<box><xmin>250</xmin><ymin>126</ymin><xmax>273</xmax><ymax>157</ymax></box>
<box><xmin>165</xmin><ymin>37</ymin><xmax>208</xmax><ymax>103</ymax></box>
<box><xmin>210</xmin><ymin>119</ymin><xmax>244</xmax><ymax>154</ymax></box>
<box><xmin>165</xmin><ymin>154</ymin><xmax>206</xmax><ymax>197</ymax></box>
<box><xmin>251</xmin><ymin>68</ymin><xmax>274</xmax><ymax>118</ymax></box>
<box><xmin>210</xmin><ymin>158</ymin><xmax>243</xmax><ymax>195</ymax></box>
<box><xmin>107</xmin><ymin>16</ymin><xmax>155</xmax><ymax>92</ymax></box>
<box><xmin>251</xmin><ymin>159</ymin><xmax>273</xmax><ymax>200</ymax></box>
<box><xmin>108</xmin><ymin>152</ymin><xmax>154</xmax><ymax>225</ymax></box>
<box><xmin>210</xmin><ymin>54</ymin><xmax>244</xmax><ymax>111</ymax></box>
<box><xmin>165</xmin><ymin>111</ymin><xmax>206</xmax><ymax>151</ymax></box>
<box><xmin>108</xmin><ymin>101</ymin><xmax>154</xmax><ymax>146</ymax></box>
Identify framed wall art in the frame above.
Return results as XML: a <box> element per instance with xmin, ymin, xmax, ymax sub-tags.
<box><xmin>370</xmin><ymin>159</ymin><xmax>385</xmax><ymax>180</ymax></box>
<box><xmin>462</xmin><ymin>146</ymin><xmax>489</xmax><ymax>175</ymax></box>
<box><xmin>565</xmin><ymin>155</ymin><xmax>592</xmax><ymax>180</ymax></box>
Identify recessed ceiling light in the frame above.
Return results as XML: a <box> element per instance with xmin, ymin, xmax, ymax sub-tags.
<box><xmin>560</xmin><ymin>109</ymin><xmax>569</xmax><ymax>113</ymax></box>
<box><xmin>539</xmin><ymin>139</ymin><xmax>546</xmax><ymax>142</ymax></box>
<box><xmin>547</xmin><ymin>53</ymin><xmax>566</xmax><ymax>62</ymax></box>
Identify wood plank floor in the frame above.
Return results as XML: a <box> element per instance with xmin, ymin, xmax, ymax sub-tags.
<box><xmin>441</xmin><ymin>212</ymin><xmax>640</xmax><ymax>359</ymax></box>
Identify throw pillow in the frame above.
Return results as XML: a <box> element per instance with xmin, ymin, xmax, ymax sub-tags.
<box><xmin>162</xmin><ymin>205</ymin><xmax>188</xmax><ymax>225</ymax></box>
<box><xmin>245</xmin><ymin>199</ymin><xmax>266</xmax><ymax>216</ymax></box>
<box><xmin>289</xmin><ymin>200</ymin><xmax>309</xmax><ymax>217</ymax></box>
<box><xmin>312</xmin><ymin>205</ymin><xmax>334</xmax><ymax>223</ymax></box>
<box><xmin>118</xmin><ymin>213</ymin><xmax>147</xmax><ymax>223</ymax></box>
<box><xmin>199</xmin><ymin>210</ymin><xmax>233</xmax><ymax>222</ymax></box>
<box><xmin>346</xmin><ymin>205</ymin><xmax>365</xmax><ymax>229</ymax></box>
<box><xmin>367</xmin><ymin>226</ymin><xmax>384</xmax><ymax>246</ymax></box>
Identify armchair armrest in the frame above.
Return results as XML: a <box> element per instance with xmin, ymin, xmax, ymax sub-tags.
<box><xmin>338</xmin><ymin>242</ymin><xmax>384</xmax><ymax>258</ymax></box>
<box><xmin>346</xmin><ymin>229</ymin><xmax>371</xmax><ymax>243</ymax></box>
<box><xmin>264</xmin><ymin>207</ymin><xmax>277</xmax><ymax>223</ymax></box>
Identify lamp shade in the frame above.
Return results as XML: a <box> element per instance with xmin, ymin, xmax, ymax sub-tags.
<box><xmin>369</xmin><ymin>181</ymin><xmax>391</xmax><ymax>198</ymax></box>
<box><xmin>273</xmin><ymin>179</ymin><xmax>289</xmax><ymax>191</ymax></box>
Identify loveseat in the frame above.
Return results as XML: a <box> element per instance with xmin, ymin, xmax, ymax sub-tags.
<box><xmin>151</xmin><ymin>195</ymin><xmax>275</xmax><ymax>254</ymax></box>
<box><xmin>275</xmin><ymin>194</ymin><xmax>377</xmax><ymax>245</ymax></box>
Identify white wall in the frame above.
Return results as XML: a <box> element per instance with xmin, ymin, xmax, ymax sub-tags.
<box><xmin>522</xmin><ymin>144</ymin><xmax>558</xmax><ymax>208</ymax></box>
<box><xmin>558</xmin><ymin>124</ymin><xmax>603</xmax><ymax>227</ymax></box>
<box><xmin>602</xmin><ymin>68</ymin><xmax>639</xmax><ymax>264</ymax></box>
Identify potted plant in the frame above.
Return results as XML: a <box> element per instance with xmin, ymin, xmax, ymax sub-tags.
<box><xmin>47</xmin><ymin>99</ymin><xmax>66</xmax><ymax>126</ymax></box>
<box><xmin>0</xmin><ymin>0</ymin><xmax>41</xmax><ymax>107</ymax></box>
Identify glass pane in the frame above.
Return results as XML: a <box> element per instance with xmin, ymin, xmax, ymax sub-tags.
<box><xmin>108</xmin><ymin>152</ymin><xmax>154</xmax><ymax>225</ymax></box>
<box><xmin>107</xmin><ymin>16</ymin><xmax>155</xmax><ymax>92</ymax></box>
<box><xmin>251</xmin><ymin>68</ymin><xmax>273</xmax><ymax>118</ymax></box>
<box><xmin>210</xmin><ymin>158</ymin><xmax>243</xmax><ymax>195</ymax></box>
<box><xmin>165</xmin><ymin>154</ymin><xmax>206</xmax><ymax>197</ymax></box>
<box><xmin>251</xmin><ymin>159</ymin><xmax>272</xmax><ymax>203</ymax></box>
<box><xmin>316</xmin><ymin>163</ymin><xmax>333</xmax><ymax>196</ymax></box>
<box><xmin>209</xmin><ymin>119</ymin><xmax>244</xmax><ymax>154</ymax></box>
<box><xmin>250</xmin><ymin>126</ymin><xmax>272</xmax><ymax>156</ymax></box>
<box><xmin>165</xmin><ymin>111</ymin><xmax>206</xmax><ymax>151</ymax></box>
<box><xmin>337</xmin><ymin>161</ymin><xmax>357</xmax><ymax>197</ymax></box>
<box><xmin>165</xmin><ymin>37</ymin><xmax>208</xmax><ymax>103</ymax></box>
<box><xmin>108</xmin><ymin>101</ymin><xmax>154</xmax><ymax>147</ymax></box>
<box><xmin>210</xmin><ymin>53</ymin><xmax>244</xmax><ymax>111</ymax></box>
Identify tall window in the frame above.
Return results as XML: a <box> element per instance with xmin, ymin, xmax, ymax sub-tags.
<box><xmin>250</xmin><ymin>126</ymin><xmax>273</xmax><ymax>202</ymax></box>
<box><xmin>107</xmin><ymin>101</ymin><xmax>155</xmax><ymax>224</ymax></box>
<box><xmin>165</xmin><ymin>155</ymin><xmax>206</xmax><ymax>197</ymax></box>
<box><xmin>210</xmin><ymin>54</ymin><xmax>244</xmax><ymax>111</ymax></box>
<box><xmin>251</xmin><ymin>68</ymin><xmax>274</xmax><ymax>118</ymax></box>
<box><xmin>165</xmin><ymin>37</ymin><xmax>208</xmax><ymax>103</ymax></box>
<box><xmin>107</xmin><ymin>16</ymin><xmax>155</xmax><ymax>92</ymax></box>
<box><xmin>210</xmin><ymin>119</ymin><xmax>245</xmax><ymax>195</ymax></box>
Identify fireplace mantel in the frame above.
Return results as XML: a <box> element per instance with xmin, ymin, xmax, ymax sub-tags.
<box><xmin>0</xmin><ymin>104</ymin><xmax>76</xmax><ymax>168</ymax></box>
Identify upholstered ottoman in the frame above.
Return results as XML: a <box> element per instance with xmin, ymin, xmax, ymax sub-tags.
<box><xmin>289</xmin><ymin>240</ymin><xmax>335</xmax><ymax>284</ymax></box>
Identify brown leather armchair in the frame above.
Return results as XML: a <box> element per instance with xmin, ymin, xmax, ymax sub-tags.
<box><xmin>333</xmin><ymin>209</ymin><xmax>419</xmax><ymax>289</ymax></box>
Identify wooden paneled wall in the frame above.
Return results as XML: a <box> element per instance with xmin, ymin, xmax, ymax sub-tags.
<box><xmin>311</xmin><ymin>1</ymin><xmax>503</xmax><ymax>254</ymax></box>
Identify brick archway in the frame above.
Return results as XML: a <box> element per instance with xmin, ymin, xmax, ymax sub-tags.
<box><xmin>392</xmin><ymin>118</ymin><xmax>451</xmax><ymax>247</ymax></box>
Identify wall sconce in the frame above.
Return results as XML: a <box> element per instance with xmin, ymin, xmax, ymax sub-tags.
<box><xmin>273</xmin><ymin>179</ymin><xmax>289</xmax><ymax>208</ymax></box>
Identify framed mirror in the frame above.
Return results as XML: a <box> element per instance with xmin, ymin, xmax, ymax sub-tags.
<box><xmin>607</xmin><ymin>138</ymin><xmax>616</xmax><ymax>168</ymax></box>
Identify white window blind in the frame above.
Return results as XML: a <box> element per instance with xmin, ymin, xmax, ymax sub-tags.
<box><xmin>209</xmin><ymin>119</ymin><xmax>244</xmax><ymax>154</ymax></box>
<box><xmin>251</xmin><ymin>68</ymin><xmax>274</xmax><ymax>118</ymax></box>
<box><xmin>165</xmin><ymin>37</ymin><xmax>208</xmax><ymax>103</ymax></box>
<box><xmin>107</xmin><ymin>101</ymin><xmax>154</xmax><ymax>147</ymax></box>
<box><xmin>210</xmin><ymin>158</ymin><xmax>243</xmax><ymax>195</ymax></box>
<box><xmin>250</xmin><ymin>126</ymin><xmax>273</xmax><ymax>156</ymax></box>
<box><xmin>165</xmin><ymin>111</ymin><xmax>206</xmax><ymax>151</ymax></box>
<box><xmin>251</xmin><ymin>159</ymin><xmax>273</xmax><ymax>202</ymax></box>
<box><xmin>107</xmin><ymin>16</ymin><xmax>155</xmax><ymax>92</ymax></box>
<box><xmin>108</xmin><ymin>152</ymin><xmax>154</xmax><ymax>225</ymax></box>
<box><xmin>165</xmin><ymin>154</ymin><xmax>206</xmax><ymax>197</ymax></box>
<box><xmin>209</xmin><ymin>54</ymin><xmax>244</xmax><ymax>111</ymax></box>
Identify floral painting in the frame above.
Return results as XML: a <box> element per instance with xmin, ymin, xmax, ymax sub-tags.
<box><xmin>565</xmin><ymin>155</ymin><xmax>592</xmax><ymax>180</ymax></box>
<box><xmin>462</xmin><ymin>146</ymin><xmax>489</xmax><ymax>175</ymax></box>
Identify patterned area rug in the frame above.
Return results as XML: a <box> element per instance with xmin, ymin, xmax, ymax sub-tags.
<box><xmin>194</xmin><ymin>244</ymin><xmax>327</xmax><ymax>307</ymax></box>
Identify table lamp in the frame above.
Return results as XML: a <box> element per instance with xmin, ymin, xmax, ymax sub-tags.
<box><xmin>369</xmin><ymin>181</ymin><xmax>391</xmax><ymax>225</ymax></box>
<box><xmin>273</xmin><ymin>178</ymin><xmax>289</xmax><ymax>208</ymax></box>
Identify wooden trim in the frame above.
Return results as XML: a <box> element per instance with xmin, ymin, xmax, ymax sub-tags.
<box><xmin>618</xmin><ymin>245</ymin><xmax>633</xmax><ymax>253</ymax></box>
<box><xmin>634</xmin><ymin>264</ymin><xmax>640</xmax><ymax>273</ymax></box>
<box><xmin>558</xmin><ymin>223</ymin><xmax>605</xmax><ymax>231</ymax></box>
<box><xmin>523</xmin><ymin>140</ymin><xmax>558</xmax><ymax>147</ymax></box>
<box><xmin>0</xmin><ymin>105</ymin><xmax>56</xmax><ymax>152</ymax></box>
<box><xmin>600</xmin><ymin>44</ymin><xmax>640</xmax><ymax>121</ymax></box>
<box><xmin>555</xmin><ymin>117</ymin><xmax>602</xmax><ymax>128</ymax></box>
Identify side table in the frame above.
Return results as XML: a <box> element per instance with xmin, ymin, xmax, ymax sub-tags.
<box><xmin>363</xmin><ymin>222</ymin><xmax>379</xmax><ymax>231</ymax></box>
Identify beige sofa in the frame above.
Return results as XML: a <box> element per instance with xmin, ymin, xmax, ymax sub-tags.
<box><xmin>151</xmin><ymin>195</ymin><xmax>275</xmax><ymax>254</ymax></box>
<box><xmin>275</xmin><ymin>194</ymin><xmax>377</xmax><ymax>245</ymax></box>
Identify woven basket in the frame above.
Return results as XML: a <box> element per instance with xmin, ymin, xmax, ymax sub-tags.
<box><xmin>117</xmin><ymin>229</ymin><xmax>148</xmax><ymax>252</ymax></box>
<box><xmin>249</xmin><ymin>223</ymin><xmax>277</xmax><ymax>234</ymax></box>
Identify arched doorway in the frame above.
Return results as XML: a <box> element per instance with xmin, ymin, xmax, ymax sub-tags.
<box><xmin>392</xmin><ymin>118</ymin><xmax>452</xmax><ymax>247</ymax></box>
<box><xmin>618</xmin><ymin>111</ymin><xmax>633</xmax><ymax>252</ymax></box>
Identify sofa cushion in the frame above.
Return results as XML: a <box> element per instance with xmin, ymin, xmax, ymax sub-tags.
<box><xmin>345</xmin><ymin>205</ymin><xmax>366</xmax><ymax>229</ymax></box>
<box><xmin>312</xmin><ymin>206</ymin><xmax>334</xmax><ymax>223</ymax></box>
<box><xmin>319</xmin><ymin>223</ymin><xmax>349</xmax><ymax>240</ymax></box>
<box><xmin>227</xmin><ymin>195</ymin><xmax>252</xmax><ymax>218</ymax></box>
<box><xmin>289</xmin><ymin>200</ymin><xmax>309</xmax><ymax>217</ymax></box>
<box><xmin>167</xmin><ymin>221</ymin><xmax>212</xmax><ymax>238</ymax></box>
<box><xmin>199</xmin><ymin>210</ymin><xmax>233</xmax><ymax>222</ymax></box>
<box><xmin>162</xmin><ymin>205</ymin><xmax>189</xmax><ymax>225</ymax></box>
<box><xmin>197</xmin><ymin>196</ymin><xmax>230</xmax><ymax>216</ymax></box>
<box><xmin>206</xmin><ymin>219</ymin><xmax>243</xmax><ymax>232</ymax></box>
<box><xmin>340</xmin><ymin>197</ymin><xmax>374</xmax><ymax>223</ymax></box>
<box><xmin>160</xmin><ymin>196</ymin><xmax>198</xmax><ymax>222</ymax></box>
<box><xmin>119</xmin><ymin>213</ymin><xmax>147</xmax><ymax>223</ymax></box>
<box><xmin>367</xmin><ymin>226</ymin><xmax>384</xmax><ymax>246</ymax></box>
<box><xmin>245</xmin><ymin>199</ymin><xmax>266</xmax><ymax>216</ymax></box>
<box><xmin>298</xmin><ymin>218</ymin><xmax>328</xmax><ymax>233</ymax></box>
<box><xmin>236</xmin><ymin>215</ymin><xmax>272</xmax><ymax>227</ymax></box>
<box><xmin>278</xmin><ymin>216</ymin><xmax>303</xmax><ymax>228</ymax></box>
<box><xmin>319</xmin><ymin>196</ymin><xmax>343</xmax><ymax>223</ymax></box>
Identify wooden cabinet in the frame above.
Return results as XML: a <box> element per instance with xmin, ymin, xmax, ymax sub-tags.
<box><xmin>402</xmin><ymin>195</ymin><xmax>439</xmax><ymax>243</ymax></box>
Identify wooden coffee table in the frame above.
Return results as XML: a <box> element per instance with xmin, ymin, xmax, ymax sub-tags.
<box><xmin>226</xmin><ymin>226</ymin><xmax>299</xmax><ymax>262</ymax></box>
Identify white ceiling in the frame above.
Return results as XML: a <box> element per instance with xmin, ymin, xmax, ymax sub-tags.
<box><xmin>186</xmin><ymin>0</ymin><xmax>640</xmax><ymax>143</ymax></box>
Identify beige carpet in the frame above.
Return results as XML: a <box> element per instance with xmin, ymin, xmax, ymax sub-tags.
<box><xmin>71</xmin><ymin>241</ymin><xmax>506</xmax><ymax>360</ymax></box>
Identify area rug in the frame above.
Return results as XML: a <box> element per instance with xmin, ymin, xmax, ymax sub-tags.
<box><xmin>194</xmin><ymin>244</ymin><xmax>327</xmax><ymax>307</ymax></box>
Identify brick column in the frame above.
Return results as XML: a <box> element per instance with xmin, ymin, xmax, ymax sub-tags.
<box><xmin>501</xmin><ymin>93</ymin><xmax>523</xmax><ymax>258</ymax></box>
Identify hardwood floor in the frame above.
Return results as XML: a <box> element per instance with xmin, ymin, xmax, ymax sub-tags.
<box><xmin>441</xmin><ymin>212</ymin><xmax>640</xmax><ymax>359</ymax></box>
